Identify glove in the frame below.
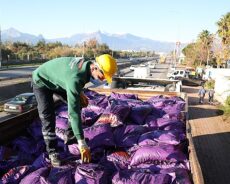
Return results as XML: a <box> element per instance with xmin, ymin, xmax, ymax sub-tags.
<box><xmin>80</xmin><ymin>92</ymin><xmax>89</xmax><ymax>108</ymax></box>
<box><xmin>78</xmin><ymin>139</ymin><xmax>91</xmax><ymax>163</ymax></box>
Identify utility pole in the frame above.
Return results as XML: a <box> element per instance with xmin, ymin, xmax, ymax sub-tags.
<box><xmin>175</xmin><ymin>41</ymin><xmax>181</xmax><ymax>64</ymax></box>
<box><xmin>0</xmin><ymin>26</ymin><xmax>2</xmax><ymax>68</ymax></box>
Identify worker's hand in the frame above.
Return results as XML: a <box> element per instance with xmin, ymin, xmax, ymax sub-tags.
<box><xmin>78</xmin><ymin>139</ymin><xmax>91</xmax><ymax>163</ymax></box>
<box><xmin>80</xmin><ymin>92</ymin><xmax>88</xmax><ymax>108</ymax></box>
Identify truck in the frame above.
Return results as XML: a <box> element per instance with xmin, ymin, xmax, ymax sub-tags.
<box><xmin>0</xmin><ymin>87</ymin><xmax>204</xmax><ymax>184</ymax></box>
<box><xmin>110</xmin><ymin>76</ymin><xmax>182</xmax><ymax>92</ymax></box>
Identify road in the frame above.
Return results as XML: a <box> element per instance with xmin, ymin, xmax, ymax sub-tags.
<box><xmin>0</xmin><ymin>57</ymin><xmax>156</xmax><ymax>81</ymax></box>
<box><xmin>0</xmin><ymin>66</ymin><xmax>37</xmax><ymax>80</ymax></box>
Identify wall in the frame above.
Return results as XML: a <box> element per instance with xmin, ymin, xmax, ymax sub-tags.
<box><xmin>215</xmin><ymin>75</ymin><xmax>230</xmax><ymax>103</ymax></box>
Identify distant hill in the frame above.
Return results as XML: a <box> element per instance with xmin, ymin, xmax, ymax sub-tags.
<box><xmin>2</xmin><ymin>28</ymin><xmax>186</xmax><ymax>53</ymax></box>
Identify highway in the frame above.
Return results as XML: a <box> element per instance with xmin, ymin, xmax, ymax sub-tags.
<box><xmin>0</xmin><ymin>57</ymin><xmax>158</xmax><ymax>81</ymax></box>
<box><xmin>0</xmin><ymin>66</ymin><xmax>37</xmax><ymax>81</ymax></box>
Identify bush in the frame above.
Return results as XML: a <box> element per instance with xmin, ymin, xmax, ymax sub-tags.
<box><xmin>225</xmin><ymin>96</ymin><xmax>230</xmax><ymax>106</ymax></box>
<box><xmin>219</xmin><ymin>96</ymin><xmax>230</xmax><ymax>122</ymax></box>
<box><xmin>204</xmin><ymin>80</ymin><xmax>215</xmax><ymax>89</ymax></box>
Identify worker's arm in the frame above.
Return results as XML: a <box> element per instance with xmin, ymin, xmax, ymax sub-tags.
<box><xmin>66</xmin><ymin>81</ymin><xmax>84</xmax><ymax>140</ymax></box>
<box><xmin>67</xmin><ymin>81</ymin><xmax>91</xmax><ymax>163</ymax></box>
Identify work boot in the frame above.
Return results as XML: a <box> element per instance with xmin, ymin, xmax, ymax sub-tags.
<box><xmin>49</xmin><ymin>153</ymin><xmax>62</xmax><ymax>167</ymax></box>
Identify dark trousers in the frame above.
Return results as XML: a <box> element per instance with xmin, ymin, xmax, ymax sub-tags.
<box><xmin>32</xmin><ymin>82</ymin><xmax>75</xmax><ymax>155</ymax></box>
<box><xmin>209</xmin><ymin>96</ymin><xmax>214</xmax><ymax>103</ymax></box>
<box><xmin>199</xmin><ymin>96</ymin><xmax>205</xmax><ymax>103</ymax></box>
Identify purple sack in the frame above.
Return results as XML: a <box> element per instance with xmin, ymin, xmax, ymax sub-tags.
<box><xmin>32</xmin><ymin>153</ymin><xmax>51</xmax><ymax>169</ymax></box>
<box><xmin>144</xmin><ymin>115</ymin><xmax>158</xmax><ymax>129</ymax></box>
<box><xmin>157</xmin><ymin>118</ymin><xmax>182</xmax><ymax>128</ymax></box>
<box><xmin>75</xmin><ymin>163</ymin><xmax>109</xmax><ymax>184</ymax></box>
<box><xmin>129</xmin><ymin>105</ymin><xmax>153</xmax><ymax>125</ymax></box>
<box><xmin>27</xmin><ymin>118</ymin><xmax>43</xmax><ymax>140</ymax></box>
<box><xmin>106</xmin><ymin>151</ymin><xmax>130</xmax><ymax>170</ymax></box>
<box><xmin>84</xmin><ymin>124</ymin><xmax>115</xmax><ymax>149</ymax></box>
<box><xmin>89</xmin><ymin>95</ymin><xmax>109</xmax><ymax>109</ymax></box>
<box><xmin>130</xmin><ymin>145</ymin><xmax>187</xmax><ymax>166</ymax></box>
<box><xmin>160</xmin><ymin>168</ymin><xmax>192</xmax><ymax>184</ymax></box>
<box><xmin>55</xmin><ymin>117</ymin><xmax>69</xmax><ymax>140</ymax></box>
<box><xmin>95</xmin><ymin>100</ymin><xmax>131</xmax><ymax>127</ymax></box>
<box><xmin>109</xmin><ymin>92</ymin><xmax>138</xmax><ymax>100</ymax></box>
<box><xmin>112</xmin><ymin>169</ymin><xmax>172</xmax><ymax>184</ymax></box>
<box><xmin>0</xmin><ymin>165</ymin><xmax>34</xmax><ymax>184</ymax></box>
<box><xmin>125</xmin><ymin>99</ymin><xmax>146</xmax><ymax>107</ymax></box>
<box><xmin>163</xmin><ymin>122</ymin><xmax>185</xmax><ymax>132</ymax></box>
<box><xmin>19</xmin><ymin>167</ymin><xmax>50</xmax><ymax>184</ymax></box>
<box><xmin>83</xmin><ymin>89</ymin><xmax>101</xmax><ymax>98</ymax></box>
<box><xmin>12</xmin><ymin>136</ymin><xmax>42</xmax><ymax>156</ymax></box>
<box><xmin>0</xmin><ymin>159</ymin><xmax>22</xmax><ymax>176</ymax></box>
<box><xmin>56</xmin><ymin>104</ymin><xmax>68</xmax><ymax>119</ymax></box>
<box><xmin>113</xmin><ymin>125</ymin><xmax>149</xmax><ymax>148</ymax></box>
<box><xmin>132</xmin><ymin>162</ymin><xmax>189</xmax><ymax>170</ymax></box>
<box><xmin>162</xmin><ymin>110</ymin><xmax>184</xmax><ymax>121</ymax></box>
<box><xmin>47</xmin><ymin>166</ymin><xmax>74</xmax><ymax>184</ymax></box>
<box><xmin>99</xmin><ymin>150</ymin><xmax>130</xmax><ymax>179</ymax></box>
<box><xmin>138</xmin><ymin>130</ymin><xmax>186</xmax><ymax>146</ymax></box>
<box><xmin>81</xmin><ymin>105</ymin><xmax>104</xmax><ymax>126</ymax></box>
<box><xmin>68</xmin><ymin>144</ymin><xmax>80</xmax><ymax>157</ymax></box>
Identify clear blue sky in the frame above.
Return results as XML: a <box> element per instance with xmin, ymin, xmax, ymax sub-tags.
<box><xmin>0</xmin><ymin>0</ymin><xmax>230</xmax><ymax>43</ymax></box>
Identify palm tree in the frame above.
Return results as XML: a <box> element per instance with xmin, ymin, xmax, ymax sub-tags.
<box><xmin>216</xmin><ymin>12</ymin><xmax>230</xmax><ymax>64</ymax></box>
<box><xmin>197</xmin><ymin>30</ymin><xmax>213</xmax><ymax>65</ymax></box>
<box><xmin>217</xmin><ymin>12</ymin><xmax>230</xmax><ymax>45</ymax></box>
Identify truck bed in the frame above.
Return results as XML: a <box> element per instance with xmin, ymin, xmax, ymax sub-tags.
<box><xmin>0</xmin><ymin>88</ymin><xmax>204</xmax><ymax>184</ymax></box>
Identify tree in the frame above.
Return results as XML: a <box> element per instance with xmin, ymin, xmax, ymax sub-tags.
<box><xmin>182</xmin><ymin>42</ymin><xmax>199</xmax><ymax>66</ymax></box>
<box><xmin>216</xmin><ymin>12</ymin><xmax>230</xmax><ymax>63</ymax></box>
<box><xmin>197</xmin><ymin>30</ymin><xmax>213</xmax><ymax>65</ymax></box>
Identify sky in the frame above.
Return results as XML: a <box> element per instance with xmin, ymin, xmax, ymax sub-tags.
<box><xmin>0</xmin><ymin>0</ymin><xmax>230</xmax><ymax>43</ymax></box>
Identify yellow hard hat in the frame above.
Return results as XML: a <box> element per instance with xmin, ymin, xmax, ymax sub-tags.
<box><xmin>96</xmin><ymin>54</ymin><xmax>117</xmax><ymax>83</ymax></box>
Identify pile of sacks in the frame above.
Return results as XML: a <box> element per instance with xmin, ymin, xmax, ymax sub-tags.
<box><xmin>0</xmin><ymin>89</ymin><xmax>191</xmax><ymax>184</ymax></box>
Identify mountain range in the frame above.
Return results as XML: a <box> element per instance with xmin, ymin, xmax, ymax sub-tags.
<box><xmin>2</xmin><ymin>28</ymin><xmax>186</xmax><ymax>53</ymax></box>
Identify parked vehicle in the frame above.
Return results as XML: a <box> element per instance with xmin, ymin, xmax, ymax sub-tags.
<box><xmin>4</xmin><ymin>93</ymin><xmax>37</xmax><ymax>114</ymax></box>
<box><xmin>129</xmin><ymin>65</ymin><xmax>136</xmax><ymax>71</ymax></box>
<box><xmin>148</xmin><ymin>62</ymin><xmax>156</xmax><ymax>69</ymax></box>
<box><xmin>133</xmin><ymin>66</ymin><xmax>150</xmax><ymax>78</ymax></box>
<box><xmin>167</xmin><ymin>69</ymin><xmax>189</xmax><ymax>79</ymax></box>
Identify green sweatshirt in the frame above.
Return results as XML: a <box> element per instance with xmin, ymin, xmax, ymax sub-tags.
<box><xmin>33</xmin><ymin>57</ymin><xmax>92</xmax><ymax>140</ymax></box>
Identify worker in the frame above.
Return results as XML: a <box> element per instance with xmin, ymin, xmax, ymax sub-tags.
<box><xmin>208</xmin><ymin>87</ymin><xmax>215</xmax><ymax>105</ymax></box>
<box><xmin>198</xmin><ymin>85</ymin><xmax>206</xmax><ymax>104</ymax></box>
<box><xmin>32</xmin><ymin>54</ymin><xmax>117</xmax><ymax>166</ymax></box>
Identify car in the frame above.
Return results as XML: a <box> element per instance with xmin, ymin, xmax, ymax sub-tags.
<box><xmin>129</xmin><ymin>65</ymin><xmax>136</xmax><ymax>71</ymax></box>
<box><xmin>4</xmin><ymin>93</ymin><xmax>37</xmax><ymax>114</ymax></box>
<box><xmin>167</xmin><ymin>69</ymin><xmax>189</xmax><ymax>80</ymax></box>
<box><xmin>149</xmin><ymin>63</ymin><xmax>156</xmax><ymax>69</ymax></box>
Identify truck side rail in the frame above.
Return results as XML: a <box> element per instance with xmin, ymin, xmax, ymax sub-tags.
<box><xmin>0</xmin><ymin>108</ymin><xmax>38</xmax><ymax>145</ymax></box>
